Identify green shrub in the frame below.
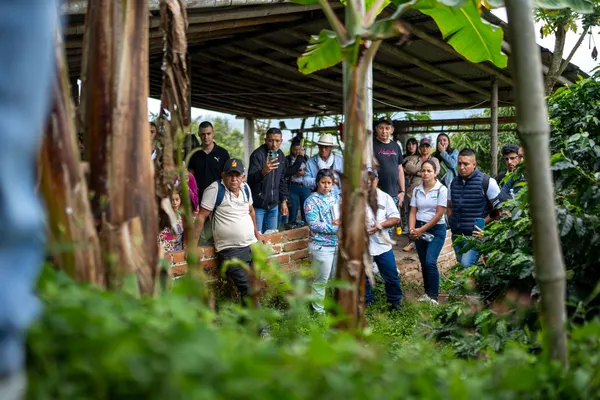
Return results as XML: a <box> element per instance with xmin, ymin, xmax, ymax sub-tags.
<box><xmin>26</xmin><ymin>267</ymin><xmax>600</xmax><ymax>399</ymax></box>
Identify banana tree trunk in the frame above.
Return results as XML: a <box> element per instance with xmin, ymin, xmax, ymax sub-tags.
<box><xmin>40</xmin><ymin>31</ymin><xmax>103</xmax><ymax>285</ymax></box>
<box><xmin>80</xmin><ymin>0</ymin><xmax>158</xmax><ymax>293</ymax></box>
<box><xmin>505</xmin><ymin>0</ymin><xmax>568</xmax><ymax>367</ymax></box>
<box><xmin>335</xmin><ymin>57</ymin><xmax>369</xmax><ymax>329</ymax></box>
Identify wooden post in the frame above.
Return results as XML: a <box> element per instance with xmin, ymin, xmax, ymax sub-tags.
<box><xmin>243</xmin><ymin>117</ymin><xmax>255</xmax><ymax>170</ymax></box>
<box><xmin>490</xmin><ymin>76</ymin><xmax>499</xmax><ymax>177</ymax></box>
<box><xmin>70</xmin><ymin>78</ymin><xmax>80</xmax><ymax>106</ymax></box>
<box><xmin>366</xmin><ymin>55</ymin><xmax>374</xmax><ymax>167</ymax></box>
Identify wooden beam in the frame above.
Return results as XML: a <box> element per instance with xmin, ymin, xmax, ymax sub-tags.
<box><xmin>490</xmin><ymin>76</ymin><xmax>499</xmax><ymax>176</ymax></box>
<box><xmin>403</xmin><ymin>22</ymin><xmax>512</xmax><ymax>85</ymax></box>
<box><xmin>379</xmin><ymin>42</ymin><xmax>489</xmax><ymax>98</ymax></box>
<box><xmin>287</xmin><ymin>30</ymin><xmax>469</xmax><ymax>103</ymax></box>
<box><xmin>195</xmin><ymin>75</ymin><xmax>335</xmax><ymax>114</ymax></box>
<box><xmin>397</xmin><ymin>116</ymin><xmax>515</xmax><ymax>127</ymax></box>
<box><xmin>224</xmin><ymin>44</ymin><xmax>417</xmax><ymax>107</ymax></box>
<box><xmin>252</xmin><ymin>37</ymin><xmax>445</xmax><ymax>105</ymax></box>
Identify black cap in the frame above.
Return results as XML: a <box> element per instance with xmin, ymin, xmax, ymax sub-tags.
<box><xmin>375</xmin><ymin>116</ymin><xmax>393</xmax><ymax>127</ymax></box>
<box><xmin>223</xmin><ymin>158</ymin><xmax>245</xmax><ymax>174</ymax></box>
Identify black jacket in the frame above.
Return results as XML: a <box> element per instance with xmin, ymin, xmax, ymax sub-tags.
<box><xmin>247</xmin><ymin>144</ymin><xmax>289</xmax><ymax>210</ymax></box>
<box><xmin>285</xmin><ymin>154</ymin><xmax>308</xmax><ymax>182</ymax></box>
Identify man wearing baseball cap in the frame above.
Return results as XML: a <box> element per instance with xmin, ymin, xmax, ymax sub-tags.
<box><xmin>373</xmin><ymin>117</ymin><xmax>406</xmax><ymax>208</ymax></box>
<box><xmin>193</xmin><ymin>158</ymin><xmax>262</xmax><ymax>307</ymax></box>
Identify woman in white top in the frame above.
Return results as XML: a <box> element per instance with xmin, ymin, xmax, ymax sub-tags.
<box><xmin>409</xmin><ymin>160</ymin><xmax>448</xmax><ymax>304</ymax></box>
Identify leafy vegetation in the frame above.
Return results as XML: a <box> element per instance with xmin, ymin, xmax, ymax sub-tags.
<box><xmin>429</xmin><ymin>74</ymin><xmax>600</xmax><ymax>356</ymax></box>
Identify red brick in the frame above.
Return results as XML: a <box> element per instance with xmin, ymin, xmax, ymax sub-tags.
<box><xmin>285</xmin><ymin>227</ymin><xmax>309</xmax><ymax>240</ymax></box>
<box><xmin>268</xmin><ymin>253</ymin><xmax>290</xmax><ymax>265</ymax></box>
<box><xmin>200</xmin><ymin>258</ymin><xmax>219</xmax><ymax>270</ymax></box>
<box><xmin>283</xmin><ymin>239</ymin><xmax>308</xmax><ymax>252</ymax></box>
<box><xmin>290</xmin><ymin>249</ymin><xmax>309</xmax><ymax>261</ymax></box>
<box><xmin>202</xmin><ymin>246</ymin><xmax>216</xmax><ymax>259</ymax></box>
<box><xmin>264</xmin><ymin>231</ymin><xmax>286</xmax><ymax>244</ymax></box>
<box><xmin>170</xmin><ymin>250</ymin><xmax>186</xmax><ymax>265</ymax></box>
<box><xmin>270</xmin><ymin>244</ymin><xmax>283</xmax><ymax>254</ymax></box>
<box><xmin>170</xmin><ymin>264</ymin><xmax>187</xmax><ymax>276</ymax></box>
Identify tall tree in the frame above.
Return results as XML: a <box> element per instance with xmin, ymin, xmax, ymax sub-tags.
<box><xmin>535</xmin><ymin>4</ymin><xmax>600</xmax><ymax>94</ymax></box>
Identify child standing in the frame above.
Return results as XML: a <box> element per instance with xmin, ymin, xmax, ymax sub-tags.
<box><xmin>304</xmin><ymin>169</ymin><xmax>341</xmax><ymax>314</ymax></box>
<box><xmin>158</xmin><ymin>190</ymin><xmax>184</xmax><ymax>253</ymax></box>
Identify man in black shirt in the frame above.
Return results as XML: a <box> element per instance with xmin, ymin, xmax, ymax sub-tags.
<box><xmin>373</xmin><ymin>117</ymin><xmax>405</xmax><ymax>207</ymax></box>
<box><xmin>188</xmin><ymin>121</ymin><xmax>231</xmax><ymax>201</ymax></box>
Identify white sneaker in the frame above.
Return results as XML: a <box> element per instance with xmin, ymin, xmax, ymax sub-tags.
<box><xmin>417</xmin><ymin>294</ymin><xmax>431</xmax><ymax>302</ymax></box>
<box><xmin>429</xmin><ymin>298</ymin><xmax>439</xmax><ymax>305</ymax></box>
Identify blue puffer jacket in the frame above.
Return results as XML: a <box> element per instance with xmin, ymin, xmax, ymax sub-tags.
<box><xmin>448</xmin><ymin>169</ymin><xmax>489</xmax><ymax>236</ymax></box>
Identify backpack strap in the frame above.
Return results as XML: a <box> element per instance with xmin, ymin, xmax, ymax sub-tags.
<box><xmin>212</xmin><ymin>181</ymin><xmax>250</xmax><ymax>218</ymax></box>
<box><xmin>482</xmin><ymin>173</ymin><xmax>490</xmax><ymax>201</ymax></box>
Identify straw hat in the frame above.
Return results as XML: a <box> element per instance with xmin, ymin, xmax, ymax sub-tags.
<box><xmin>315</xmin><ymin>133</ymin><xmax>337</xmax><ymax>147</ymax></box>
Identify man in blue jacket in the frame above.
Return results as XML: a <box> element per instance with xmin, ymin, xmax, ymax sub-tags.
<box><xmin>247</xmin><ymin>127</ymin><xmax>289</xmax><ymax>233</ymax></box>
<box><xmin>447</xmin><ymin>149</ymin><xmax>500</xmax><ymax>267</ymax></box>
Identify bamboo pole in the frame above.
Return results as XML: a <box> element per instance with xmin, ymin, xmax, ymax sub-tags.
<box><xmin>505</xmin><ymin>0</ymin><xmax>568</xmax><ymax>367</ymax></box>
<box><xmin>490</xmin><ymin>76</ymin><xmax>499</xmax><ymax>176</ymax></box>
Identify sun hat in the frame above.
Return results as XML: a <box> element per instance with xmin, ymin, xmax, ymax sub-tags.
<box><xmin>315</xmin><ymin>133</ymin><xmax>337</xmax><ymax>147</ymax></box>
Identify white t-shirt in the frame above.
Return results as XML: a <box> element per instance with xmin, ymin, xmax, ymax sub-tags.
<box><xmin>447</xmin><ymin>175</ymin><xmax>500</xmax><ymax>201</ymax></box>
<box><xmin>410</xmin><ymin>180</ymin><xmax>448</xmax><ymax>224</ymax></box>
<box><xmin>201</xmin><ymin>181</ymin><xmax>257</xmax><ymax>252</ymax></box>
<box><xmin>366</xmin><ymin>189</ymin><xmax>400</xmax><ymax>256</ymax></box>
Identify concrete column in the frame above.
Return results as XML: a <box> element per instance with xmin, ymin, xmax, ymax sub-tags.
<box><xmin>366</xmin><ymin>58</ymin><xmax>374</xmax><ymax>167</ymax></box>
<box><xmin>70</xmin><ymin>78</ymin><xmax>80</xmax><ymax>106</ymax></box>
<box><xmin>490</xmin><ymin>76</ymin><xmax>499</xmax><ymax>176</ymax></box>
<box><xmin>243</xmin><ymin>118</ymin><xmax>255</xmax><ymax>171</ymax></box>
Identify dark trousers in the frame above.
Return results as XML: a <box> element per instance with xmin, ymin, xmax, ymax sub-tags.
<box><xmin>289</xmin><ymin>183</ymin><xmax>311</xmax><ymax>224</ymax></box>
<box><xmin>365</xmin><ymin>249</ymin><xmax>404</xmax><ymax>305</ymax></box>
<box><xmin>414</xmin><ymin>221</ymin><xmax>446</xmax><ymax>300</ymax></box>
<box><xmin>218</xmin><ymin>246</ymin><xmax>254</xmax><ymax>306</ymax></box>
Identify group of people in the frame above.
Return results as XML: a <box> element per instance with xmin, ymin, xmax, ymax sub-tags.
<box><xmin>153</xmin><ymin>118</ymin><xmax>526</xmax><ymax>314</ymax></box>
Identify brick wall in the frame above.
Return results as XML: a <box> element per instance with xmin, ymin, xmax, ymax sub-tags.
<box><xmin>165</xmin><ymin>227</ymin><xmax>310</xmax><ymax>277</ymax></box>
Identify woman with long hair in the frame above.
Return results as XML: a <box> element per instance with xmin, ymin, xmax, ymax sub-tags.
<box><xmin>304</xmin><ymin>169</ymin><xmax>341</xmax><ymax>314</ymax></box>
<box><xmin>409</xmin><ymin>160</ymin><xmax>448</xmax><ymax>304</ymax></box>
<box><xmin>285</xmin><ymin>138</ymin><xmax>310</xmax><ymax>228</ymax></box>
<box><xmin>403</xmin><ymin>138</ymin><xmax>440</xmax><ymax>251</ymax></box>
<box><xmin>432</xmin><ymin>133</ymin><xmax>459</xmax><ymax>187</ymax></box>
<box><xmin>400</xmin><ymin>138</ymin><xmax>419</xmax><ymax>231</ymax></box>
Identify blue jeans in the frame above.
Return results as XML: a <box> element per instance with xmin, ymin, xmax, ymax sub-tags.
<box><xmin>255</xmin><ymin>206</ymin><xmax>279</xmax><ymax>233</ymax></box>
<box><xmin>0</xmin><ymin>1</ymin><xmax>56</xmax><ymax>376</ymax></box>
<box><xmin>309</xmin><ymin>243</ymin><xmax>338</xmax><ymax>314</ymax></box>
<box><xmin>452</xmin><ymin>234</ymin><xmax>480</xmax><ymax>268</ymax></box>
<box><xmin>415</xmin><ymin>222</ymin><xmax>446</xmax><ymax>300</ymax></box>
<box><xmin>366</xmin><ymin>249</ymin><xmax>403</xmax><ymax>305</ymax></box>
<box><xmin>289</xmin><ymin>183</ymin><xmax>310</xmax><ymax>224</ymax></box>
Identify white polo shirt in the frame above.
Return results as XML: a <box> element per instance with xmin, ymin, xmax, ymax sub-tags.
<box><xmin>366</xmin><ymin>189</ymin><xmax>400</xmax><ymax>256</ymax></box>
<box><xmin>410</xmin><ymin>180</ymin><xmax>448</xmax><ymax>225</ymax></box>
<box><xmin>201</xmin><ymin>181</ymin><xmax>257</xmax><ymax>252</ymax></box>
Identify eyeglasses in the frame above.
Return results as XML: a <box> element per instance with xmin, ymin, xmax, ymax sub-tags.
<box><xmin>503</xmin><ymin>155</ymin><xmax>519</xmax><ymax>162</ymax></box>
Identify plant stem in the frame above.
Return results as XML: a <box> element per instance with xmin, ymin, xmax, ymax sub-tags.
<box><xmin>505</xmin><ymin>0</ymin><xmax>569</xmax><ymax>368</ymax></box>
<box><xmin>318</xmin><ymin>0</ymin><xmax>349</xmax><ymax>44</ymax></box>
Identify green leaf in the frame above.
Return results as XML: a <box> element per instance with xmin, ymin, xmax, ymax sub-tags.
<box><xmin>414</xmin><ymin>0</ymin><xmax>508</xmax><ymax>68</ymax></box>
<box><xmin>368</xmin><ymin>0</ymin><xmax>392</xmax><ymax>13</ymax></box>
<box><xmin>534</xmin><ymin>0</ymin><xmax>595</xmax><ymax>13</ymax></box>
<box><xmin>297</xmin><ymin>30</ymin><xmax>344</xmax><ymax>74</ymax></box>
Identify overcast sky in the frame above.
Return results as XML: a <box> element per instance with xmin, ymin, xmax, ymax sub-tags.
<box><xmin>148</xmin><ymin>7</ymin><xmax>600</xmax><ymax>132</ymax></box>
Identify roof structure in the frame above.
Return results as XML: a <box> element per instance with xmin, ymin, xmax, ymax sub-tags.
<box><xmin>64</xmin><ymin>0</ymin><xmax>588</xmax><ymax>119</ymax></box>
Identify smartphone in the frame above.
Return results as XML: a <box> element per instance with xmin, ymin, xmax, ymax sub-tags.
<box><xmin>474</xmin><ymin>218</ymin><xmax>486</xmax><ymax>230</ymax></box>
<box><xmin>268</xmin><ymin>150</ymin><xmax>278</xmax><ymax>162</ymax></box>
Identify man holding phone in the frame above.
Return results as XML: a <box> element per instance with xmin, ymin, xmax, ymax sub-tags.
<box><xmin>446</xmin><ymin>149</ymin><xmax>500</xmax><ymax>267</ymax></box>
<box><xmin>247</xmin><ymin>127</ymin><xmax>289</xmax><ymax>233</ymax></box>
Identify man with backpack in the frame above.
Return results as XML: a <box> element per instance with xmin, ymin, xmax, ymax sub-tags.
<box><xmin>447</xmin><ymin>149</ymin><xmax>501</xmax><ymax>267</ymax></box>
<box><xmin>193</xmin><ymin>158</ymin><xmax>262</xmax><ymax>306</ymax></box>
